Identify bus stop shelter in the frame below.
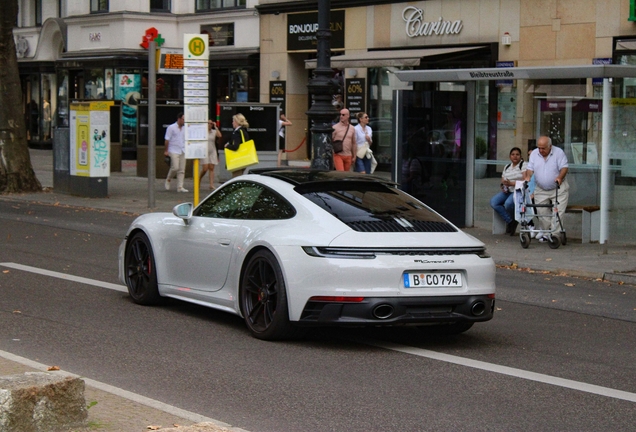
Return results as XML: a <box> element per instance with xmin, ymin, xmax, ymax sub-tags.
<box><xmin>393</xmin><ymin>65</ymin><xmax>636</xmax><ymax>245</ymax></box>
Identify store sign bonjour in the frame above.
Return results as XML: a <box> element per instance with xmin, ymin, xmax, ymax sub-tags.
<box><xmin>402</xmin><ymin>6</ymin><xmax>463</xmax><ymax>38</ymax></box>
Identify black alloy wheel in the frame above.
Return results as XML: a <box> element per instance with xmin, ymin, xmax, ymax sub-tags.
<box><xmin>240</xmin><ymin>250</ymin><xmax>295</xmax><ymax>340</ymax></box>
<box><xmin>125</xmin><ymin>232</ymin><xmax>161</xmax><ymax>305</ymax></box>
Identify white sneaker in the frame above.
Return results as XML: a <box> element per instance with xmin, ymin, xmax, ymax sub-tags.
<box><xmin>165</xmin><ymin>179</ymin><xmax>170</xmax><ymax>190</ymax></box>
<box><xmin>177</xmin><ymin>187</ymin><xmax>189</xmax><ymax>193</ymax></box>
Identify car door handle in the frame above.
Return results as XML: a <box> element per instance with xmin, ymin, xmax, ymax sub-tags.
<box><xmin>218</xmin><ymin>239</ymin><xmax>231</xmax><ymax>246</ymax></box>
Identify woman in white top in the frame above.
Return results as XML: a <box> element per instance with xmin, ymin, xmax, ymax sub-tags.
<box><xmin>490</xmin><ymin>147</ymin><xmax>526</xmax><ymax>235</ymax></box>
<box><xmin>200</xmin><ymin>119</ymin><xmax>222</xmax><ymax>189</ymax></box>
<box><xmin>353</xmin><ymin>112</ymin><xmax>373</xmax><ymax>174</ymax></box>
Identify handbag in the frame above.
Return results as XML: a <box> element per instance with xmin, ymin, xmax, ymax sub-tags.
<box><xmin>332</xmin><ymin>124</ymin><xmax>349</xmax><ymax>154</ymax></box>
<box><xmin>225</xmin><ymin>129</ymin><xmax>259</xmax><ymax>171</ymax></box>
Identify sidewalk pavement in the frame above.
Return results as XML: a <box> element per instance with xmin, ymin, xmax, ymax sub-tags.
<box><xmin>1</xmin><ymin>149</ymin><xmax>635</xmax><ymax>431</ymax></box>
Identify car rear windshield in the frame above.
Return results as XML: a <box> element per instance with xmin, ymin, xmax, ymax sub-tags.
<box><xmin>295</xmin><ymin>181</ymin><xmax>457</xmax><ymax>233</ymax></box>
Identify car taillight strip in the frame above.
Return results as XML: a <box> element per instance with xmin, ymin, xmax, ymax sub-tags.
<box><xmin>302</xmin><ymin>246</ymin><xmax>486</xmax><ymax>258</ymax></box>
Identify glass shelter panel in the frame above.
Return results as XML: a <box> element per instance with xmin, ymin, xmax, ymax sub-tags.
<box><xmin>473</xmin><ymin>76</ymin><xmax>636</xmax><ymax>244</ymax></box>
<box><xmin>608</xmin><ymin>81</ymin><xmax>636</xmax><ymax>244</ymax></box>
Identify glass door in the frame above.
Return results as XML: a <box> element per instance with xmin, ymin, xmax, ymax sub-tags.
<box><xmin>397</xmin><ymin>89</ymin><xmax>467</xmax><ymax>227</ymax></box>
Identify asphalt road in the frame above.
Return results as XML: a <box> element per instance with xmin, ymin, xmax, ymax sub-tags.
<box><xmin>0</xmin><ymin>201</ymin><xmax>635</xmax><ymax>431</ymax></box>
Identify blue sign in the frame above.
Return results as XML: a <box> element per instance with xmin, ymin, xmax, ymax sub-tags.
<box><xmin>593</xmin><ymin>58</ymin><xmax>612</xmax><ymax>85</ymax></box>
<box><xmin>496</xmin><ymin>61</ymin><xmax>515</xmax><ymax>87</ymax></box>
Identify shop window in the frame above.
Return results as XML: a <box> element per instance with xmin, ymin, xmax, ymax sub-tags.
<box><xmin>36</xmin><ymin>0</ymin><xmax>42</xmax><ymax>26</ymax></box>
<box><xmin>105</xmin><ymin>69</ymin><xmax>114</xmax><ymax>99</ymax></box>
<box><xmin>196</xmin><ymin>0</ymin><xmax>246</xmax><ymax>12</ymax></box>
<box><xmin>145</xmin><ymin>73</ymin><xmax>183</xmax><ymax>100</ymax></box>
<box><xmin>231</xmin><ymin>69</ymin><xmax>248</xmax><ymax>102</ymax></box>
<box><xmin>91</xmin><ymin>0</ymin><xmax>109</xmax><ymax>13</ymax></box>
<box><xmin>150</xmin><ymin>0</ymin><xmax>171</xmax><ymax>12</ymax></box>
<box><xmin>24</xmin><ymin>74</ymin><xmax>40</xmax><ymax>141</ymax></box>
<box><xmin>115</xmin><ymin>70</ymin><xmax>142</xmax><ymax>152</ymax></box>
<box><xmin>57</xmin><ymin>71</ymin><xmax>69</xmax><ymax>127</ymax></box>
<box><xmin>41</xmin><ymin>74</ymin><xmax>56</xmax><ymax>141</ymax></box>
<box><xmin>85</xmin><ymin>69</ymin><xmax>105</xmax><ymax>100</ymax></box>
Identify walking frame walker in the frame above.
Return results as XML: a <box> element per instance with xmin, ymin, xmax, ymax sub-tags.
<box><xmin>515</xmin><ymin>180</ymin><xmax>567</xmax><ymax>249</ymax></box>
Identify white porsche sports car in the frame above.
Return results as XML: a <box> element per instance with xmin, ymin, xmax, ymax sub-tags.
<box><xmin>119</xmin><ymin>169</ymin><xmax>495</xmax><ymax>340</ymax></box>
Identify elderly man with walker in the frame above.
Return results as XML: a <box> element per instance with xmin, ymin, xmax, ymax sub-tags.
<box><xmin>523</xmin><ymin>136</ymin><xmax>569</xmax><ymax>242</ymax></box>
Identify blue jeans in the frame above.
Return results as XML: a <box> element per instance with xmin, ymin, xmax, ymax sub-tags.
<box><xmin>490</xmin><ymin>191</ymin><xmax>515</xmax><ymax>224</ymax></box>
<box><xmin>355</xmin><ymin>156</ymin><xmax>372</xmax><ymax>174</ymax></box>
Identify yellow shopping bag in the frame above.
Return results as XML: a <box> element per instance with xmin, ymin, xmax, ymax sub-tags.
<box><xmin>224</xmin><ymin>131</ymin><xmax>259</xmax><ymax>171</ymax></box>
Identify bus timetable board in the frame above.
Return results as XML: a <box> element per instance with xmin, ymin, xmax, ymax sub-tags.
<box><xmin>158</xmin><ymin>48</ymin><xmax>184</xmax><ymax>74</ymax></box>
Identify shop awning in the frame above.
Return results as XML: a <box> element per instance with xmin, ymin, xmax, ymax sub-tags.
<box><xmin>304</xmin><ymin>46</ymin><xmax>482</xmax><ymax>69</ymax></box>
<box><xmin>393</xmin><ymin>65</ymin><xmax>636</xmax><ymax>82</ymax></box>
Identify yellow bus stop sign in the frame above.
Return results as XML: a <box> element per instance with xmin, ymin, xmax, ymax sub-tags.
<box><xmin>184</xmin><ymin>34</ymin><xmax>209</xmax><ymax>60</ymax></box>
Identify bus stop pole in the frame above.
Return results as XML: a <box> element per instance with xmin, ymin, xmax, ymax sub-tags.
<box><xmin>599</xmin><ymin>77</ymin><xmax>611</xmax><ymax>250</ymax></box>
<box><xmin>148</xmin><ymin>41</ymin><xmax>157</xmax><ymax>209</ymax></box>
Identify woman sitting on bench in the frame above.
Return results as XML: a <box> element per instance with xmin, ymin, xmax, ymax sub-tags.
<box><xmin>490</xmin><ymin>147</ymin><xmax>526</xmax><ymax>236</ymax></box>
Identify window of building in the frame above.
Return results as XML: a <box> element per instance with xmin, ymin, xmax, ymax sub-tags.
<box><xmin>196</xmin><ymin>0</ymin><xmax>246</xmax><ymax>12</ymax></box>
<box><xmin>35</xmin><ymin>0</ymin><xmax>42</xmax><ymax>26</ymax></box>
<box><xmin>91</xmin><ymin>0</ymin><xmax>109</xmax><ymax>13</ymax></box>
<box><xmin>85</xmin><ymin>69</ymin><xmax>106</xmax><ymax>100</ymax></box>
<box><xmin>150</xmin><ymin>0</ymin><xmax>171</xmax><ymax>12</ymax></box>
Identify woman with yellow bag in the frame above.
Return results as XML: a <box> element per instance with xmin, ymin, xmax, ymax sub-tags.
<box><xmin>224</xmin><ymin>113</ymin><xmax>253</xmax><ymax>178</ymax></box>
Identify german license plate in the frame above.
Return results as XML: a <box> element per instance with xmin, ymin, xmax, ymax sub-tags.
<box><xmin>403</xmin><ymin>272</ymin><xmax>462</xmax><ymax>288</ymax></box>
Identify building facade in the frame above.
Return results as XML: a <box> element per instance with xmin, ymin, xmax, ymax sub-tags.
<box><xmin>15</xmin><ymin>0</ymin><xmax>261</xmax><ymax>158</ymax></box>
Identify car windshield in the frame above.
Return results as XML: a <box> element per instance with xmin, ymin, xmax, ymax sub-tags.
<box><xmin>295</xmin><ymin>181</ymin><xmax>456</xmax><ymax>233</ymax></box>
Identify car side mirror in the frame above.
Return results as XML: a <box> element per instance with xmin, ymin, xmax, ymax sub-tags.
<box><xmin>173</xmin><ymin>203</ymin><xmax>194</xmax><ymax>224</ymax></box>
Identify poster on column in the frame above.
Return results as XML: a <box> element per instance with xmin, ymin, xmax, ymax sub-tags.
<box><xmin>90</xmin><ymin>107</ymin><xmax>110</xmax><ymax>177</ymax></box>
<box><xmin>70</xmin><ymin>103</ymin><xmax>90</xmax><ymax>177</ymax></box>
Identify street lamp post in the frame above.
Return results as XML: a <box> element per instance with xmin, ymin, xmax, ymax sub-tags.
<box><xmin>307</xmin><ymin>0</ymin><xmax>340</xmax><ymax>170</ymax></box>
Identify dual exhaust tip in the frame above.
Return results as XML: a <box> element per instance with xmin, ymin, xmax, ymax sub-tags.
<box><xmin>371</xmin><ymin>301</ymin><xmax>487</xmax><ymax>320</ymax></box>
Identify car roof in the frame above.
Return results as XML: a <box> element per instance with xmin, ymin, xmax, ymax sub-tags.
<box><xmin>249</xmin><ymin>168</ymin><xmax>398</xmax><ymax>187</ymax></box>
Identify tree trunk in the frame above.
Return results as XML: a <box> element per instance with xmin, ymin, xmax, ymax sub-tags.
<box><xmin>0</xmin><ymin>0</ymin><xmax>42</xmax><ymax>193</ymax></box>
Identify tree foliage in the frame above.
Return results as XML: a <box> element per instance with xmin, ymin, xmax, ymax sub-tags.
<box><xmin>0</xmin><ymin>0</ymin><xmax>42</xmax><ymax>193</ymax></box>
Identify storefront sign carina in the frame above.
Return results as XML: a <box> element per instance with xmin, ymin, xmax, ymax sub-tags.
<box><xmin>402</xmin><ymin>6</ymin><xmax>463</xmax><ymax>38</ymax></box>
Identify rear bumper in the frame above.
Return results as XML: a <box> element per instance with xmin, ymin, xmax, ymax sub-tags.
<box><xmin>298</xmin><ymin>295</ymin><xmax>494</xmax><ymax>326</ymax></box>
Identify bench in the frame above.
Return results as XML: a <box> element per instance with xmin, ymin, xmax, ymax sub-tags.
<box><xmin>492</xmin><ymin>205</ymin><xmax>600</xmax><ymax>243</ymax></box>
<box><xmin>565</xmin><ymin>205</ymin><xmax>600</xmax><ymax>243</ymax></box>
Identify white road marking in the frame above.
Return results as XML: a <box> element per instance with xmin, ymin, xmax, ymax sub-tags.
<box><xmin>3</xmin><ymin>262</ymin><xmax>634</xmax><ymax>404</ymax></box>
<box><xmin>0</xmin><ymin>262</ymin><xmax>127</xmax><ymax>293</ymax></box>
<box><xmin>364</xmin><ymin>339</ymin><xmax>636</xmax><ymax>403</ymax></box>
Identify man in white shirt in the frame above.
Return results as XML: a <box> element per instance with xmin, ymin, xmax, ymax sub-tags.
<box><xmin>524</xmin><ymin>136</ymin><xmax>569</xmax><ymax>240</ymax></box>
<box><xmin>164</xmin><ymin>112</ymin><xmax>187</xmax><ymax>192</ymax></box>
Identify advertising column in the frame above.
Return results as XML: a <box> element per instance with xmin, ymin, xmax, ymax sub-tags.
<box><xmin>69</xmin><ymin>101</ymin><xmax>113</xmax><ymax>197</ymax></box>
<box><xmin>183</xmin><ymin>34</ymin><xmax>209</xmax><ymax>204</ymax></box>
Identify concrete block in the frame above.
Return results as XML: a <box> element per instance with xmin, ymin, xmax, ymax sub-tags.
<box><xmin>0</xmin><ymin>372</ymin><xmax>87</xmax><ymax>432</ymax></box>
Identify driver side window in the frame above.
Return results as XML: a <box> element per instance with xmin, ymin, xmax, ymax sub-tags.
<box><xmin>194</xmin><ymin>181</ymin><xmax>295</xmax><ymax>220</ymax></box>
